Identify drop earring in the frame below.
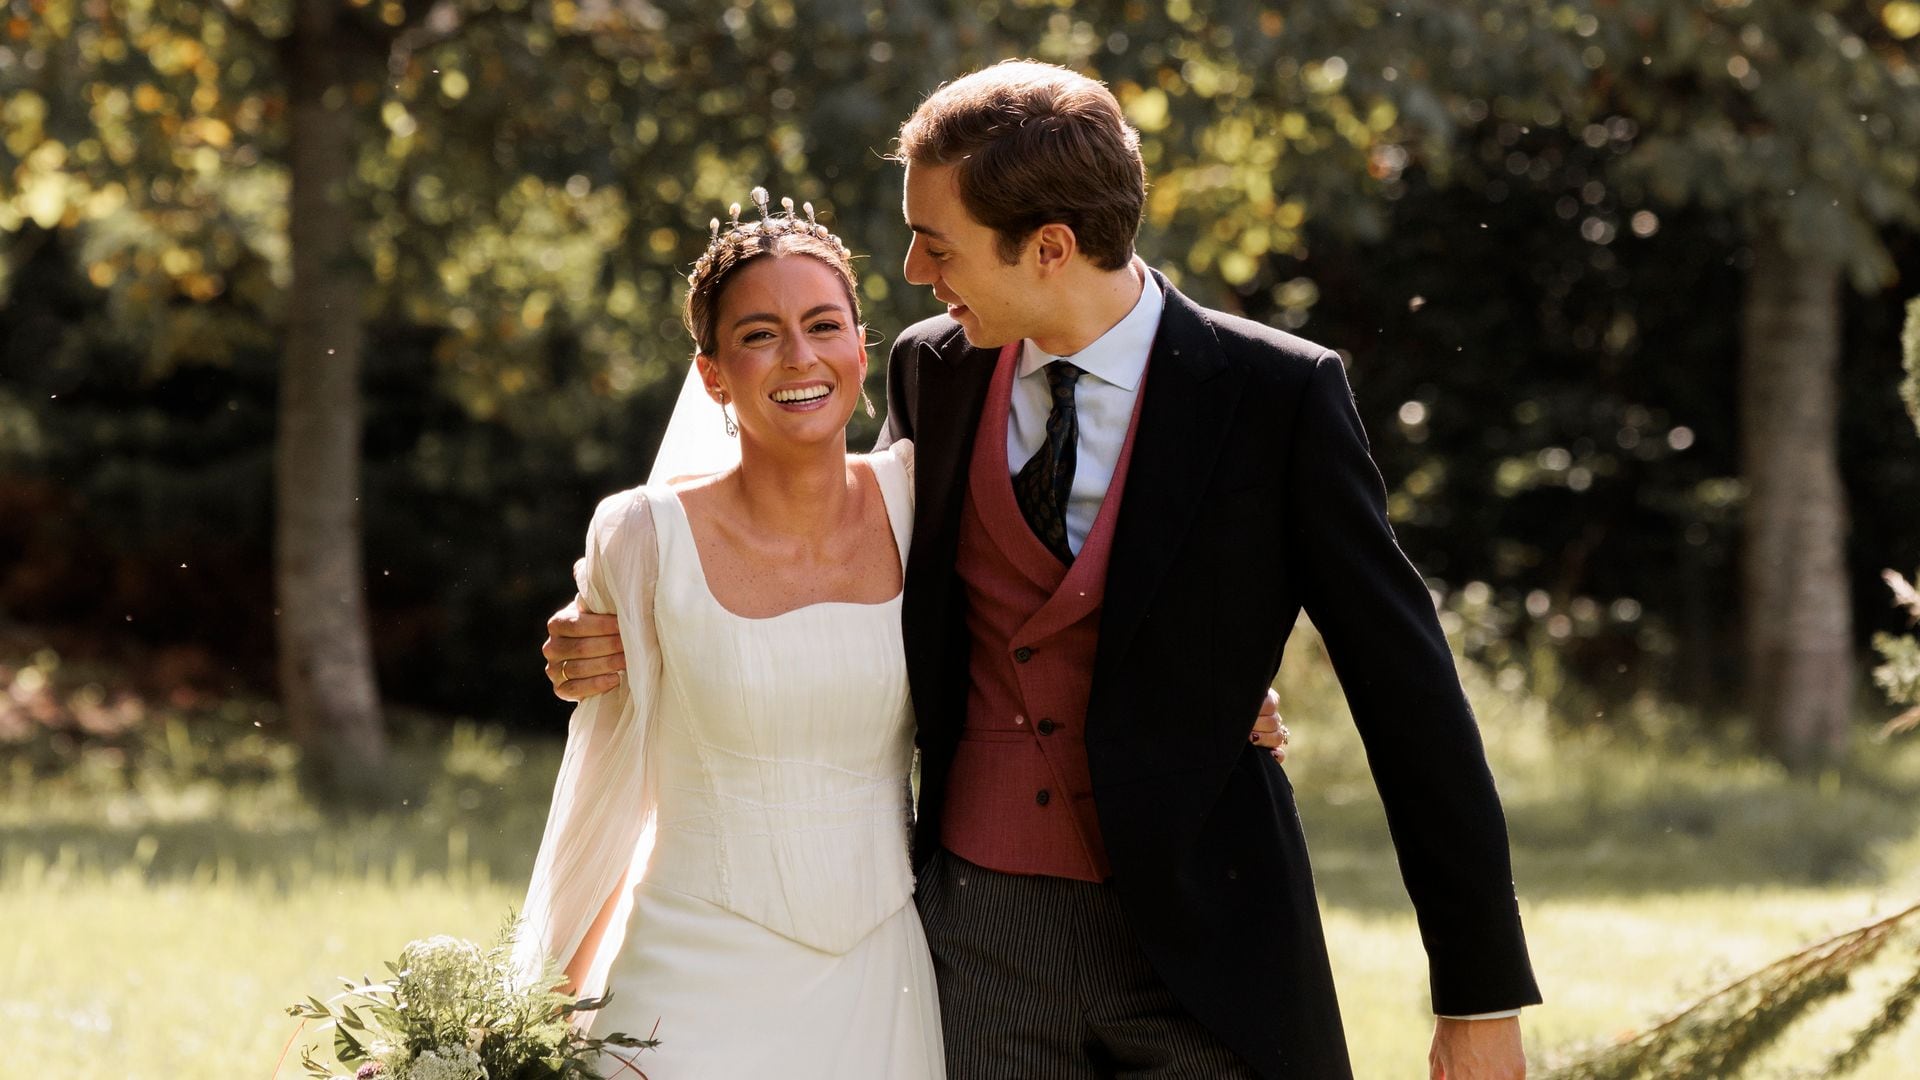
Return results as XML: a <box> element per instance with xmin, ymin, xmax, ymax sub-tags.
<box><xmin>860</xmin><ymin>387</ymin><xmax>877</xmax><ymax>419</ymax></box>
<box><xmin>719</xmin><ymin>394</ymin><xmax>738</xmax><ymax>437</ymax></box>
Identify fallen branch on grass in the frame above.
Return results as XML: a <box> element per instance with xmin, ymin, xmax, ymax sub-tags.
<box><xmin>1545</xmin><ymin>898</ymin><xmax>1920</xmax><ymax>1080</ymax></box>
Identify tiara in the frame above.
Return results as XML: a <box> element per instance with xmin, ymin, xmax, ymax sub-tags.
<box><xmin>690</xmin><ymin>186</ymin><xmax>851</xmax><ymax>284</ymax></box>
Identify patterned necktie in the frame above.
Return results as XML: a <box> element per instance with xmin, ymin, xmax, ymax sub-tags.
<box><xmin>1013</xmin><ymin>360</ymin><xmax>1084</xmax><ymax>565</ymax></box>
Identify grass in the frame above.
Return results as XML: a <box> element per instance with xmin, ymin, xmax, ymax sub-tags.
<box><xmin>4</xmin><ymin>636</ymin><xmax>1920</xmax><ymax>1077</ymax></box>
<box><xmin>2</xmin><ymin>872</ymin><xmax>517</xmax><ymax>1073</ymax></box>
<box><xmin>1272</xmin><ymin>628</ymin><xmax>1920</xmax><ymax>1076</ymax></box>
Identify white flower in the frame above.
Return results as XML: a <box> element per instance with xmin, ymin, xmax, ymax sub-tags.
<box><xmin>406</xmin><ymin>1044</ymin><xmax>485</xmax><ymax>1080</ymax></box>
<box><xmin>397</xmin><ymin>935</ymin><xmax>487</xmax><ymax>1012</ymax></box>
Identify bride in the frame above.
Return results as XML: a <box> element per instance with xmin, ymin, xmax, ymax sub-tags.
<box><xmin>514</xmin><ymin>190</ymin><xmax>940</xmax><ymax>1077</ymax></box>
<box><xmin>515</xmin><ymin>190</ymin><xmax>1288</xmax><ymax>1077</ymax></box>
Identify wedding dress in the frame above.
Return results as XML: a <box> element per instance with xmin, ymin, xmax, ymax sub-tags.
<box><xmin>516</xmin><ymin>440</ymin><xmax>944</xmax><ymax>1078</ymax></box>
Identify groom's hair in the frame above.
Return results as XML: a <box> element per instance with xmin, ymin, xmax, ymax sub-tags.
<box><xmin>893</xmin><ymin>60</ymin><xmax>1144</xmax><ymax>271</ymax></box>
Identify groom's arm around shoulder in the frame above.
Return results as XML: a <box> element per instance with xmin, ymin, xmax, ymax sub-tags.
<box><xmin>1216</xmin><ymin>312</ymin><xmax>1543</xmax><ymax>1017</ymax></box>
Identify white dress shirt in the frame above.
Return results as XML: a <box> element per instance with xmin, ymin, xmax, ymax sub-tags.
<box><xmin>1007</xmin><ymin>263</ymin><xmax>1162</xmax><ymax>555</ymax></box>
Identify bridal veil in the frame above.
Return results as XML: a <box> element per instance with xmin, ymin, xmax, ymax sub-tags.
<box><xmin>515</xmin><ymin>358</ymin><xmax>738</xmax><ymax>999</ymax></box>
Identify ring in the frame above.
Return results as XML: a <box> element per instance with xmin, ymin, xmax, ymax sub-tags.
<box><xmin>560</xmin><ymin>659</ymin><xmax>573</xmax><ymax>683</ymax></box>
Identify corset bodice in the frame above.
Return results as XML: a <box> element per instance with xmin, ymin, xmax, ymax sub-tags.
<box><xmin>637</xmin><ymin>455</ymin><xmax>916</xmax><ymax>954</ymax></box>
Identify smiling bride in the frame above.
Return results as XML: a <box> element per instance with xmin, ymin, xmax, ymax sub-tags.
<box><xmin>514</xmin><ymin>191</ymin><xmax>944</xmax><ymax>1078</ymax></box>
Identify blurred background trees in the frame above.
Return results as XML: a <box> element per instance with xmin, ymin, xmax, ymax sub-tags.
<box><xmin>3</xmin><ymin>0</ymin><xmax>1918</xmax><ymax>782</ymax></box>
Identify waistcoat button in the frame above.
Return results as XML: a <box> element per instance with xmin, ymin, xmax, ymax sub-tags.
<box><xmin>1035</xmin><ymin>789</ymin><xmax>1051</xmax><ymax>806</ymax></box>
<box><xmin>1036</xmin><ymin>718</ymin><xmax>1056</xmax><ymax>735</ymax></box>
<box><xmin>1013</xmin><ymin>646</ymin><xmax>1033</xmax><ymax>663</ymax></box>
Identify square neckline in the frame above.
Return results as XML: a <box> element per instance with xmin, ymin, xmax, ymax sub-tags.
<box><xmin>659</xmin><ymin>455</ymin><xmax>906</xmax><ymax>622</ymax></box>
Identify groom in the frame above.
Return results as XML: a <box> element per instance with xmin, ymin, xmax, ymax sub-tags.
<box><xmin>549</xmin><ymin>61</ymin><xmax>1538</xmax><ymax>1079</ymax></box>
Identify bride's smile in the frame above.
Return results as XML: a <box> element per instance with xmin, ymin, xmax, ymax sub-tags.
<box><xmin>769</xmin><ymin>382</ymin><xmax>834</xmax><ymax>406</ymax></box>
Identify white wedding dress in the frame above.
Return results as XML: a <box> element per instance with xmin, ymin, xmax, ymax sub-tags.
<box><xmin>515</xmin><ymin>440</ymin><xmax>944</xmax><ymax>1079</ymax></box>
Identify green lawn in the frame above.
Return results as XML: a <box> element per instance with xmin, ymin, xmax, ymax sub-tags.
<box><xmin>2</xmin><ymin>871</ymin><xmax>518</xmax><ymax>1074</ymax></box>
<box><xmin>5</xmin><ymin>639</ymin><xmax>1920</xmax><ymax>1077</ymax></box>
<box><xmin>1326</xmin><ymin>884</ymin><xmax>1920</xmax><ymax>1076</ymax></box>
<box><xmin>9</xmin><ymin>859</ymin><xmax>1917</xmax><ymax>1076</ymax></box>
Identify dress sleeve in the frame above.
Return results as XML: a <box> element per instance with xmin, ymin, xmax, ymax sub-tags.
<box><xmin>513</xmin><ymin>489</ymin><xmax>663</xmax><ymax>997</ymax></box>
<box><xmin>867</xmin><ymin>438</ymin><xmax>915</xmax><ymax>556</ymax></box>
<box><xmin>893</xmin><ymin>437</ymin><xmax>915</xmax><ymax>511</ymax></box>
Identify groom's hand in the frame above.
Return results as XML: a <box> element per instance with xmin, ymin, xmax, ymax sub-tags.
<box><xmin>543</xmin><ymin>582</ymin><xmax>626</xmax><ymax>701</ymax></box>
<box><xmin>1429</xmin><ymin>1015</ymin><xmax>1524</xmax><ymax>1080</ymax></box>
<box><xmin>1249</xmin><ymin>688</ymin><xmax>1290</xmax><ymax>763</ymax></box>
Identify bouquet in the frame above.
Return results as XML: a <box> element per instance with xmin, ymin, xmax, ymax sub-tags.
<box><xmin>282</xmin><ymin>915</ymin><xmax>658</xmax><ymax>1080</ymax></box>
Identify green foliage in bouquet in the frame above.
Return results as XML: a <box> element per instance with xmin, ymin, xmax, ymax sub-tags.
<box><xmin>285</xmin><ymin>914</ymin><xmax>657</xmax><ymax>1080</ymax></box>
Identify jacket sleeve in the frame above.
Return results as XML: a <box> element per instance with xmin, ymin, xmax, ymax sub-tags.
<box><xmin>1284</xmin><ymin>351</ymin><xmax>1541</xmax><ymax>1016</ymax></box>
<box><xmin>514</xmin><ymin>490</ymin><xmax>663</xmax><ymax>1004</ymax></box>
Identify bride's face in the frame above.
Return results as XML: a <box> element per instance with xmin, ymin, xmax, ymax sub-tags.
<box><xmin>699</xmin><ymin>254</ymin><xmax>867</xmax><ymax>450</ymax></box>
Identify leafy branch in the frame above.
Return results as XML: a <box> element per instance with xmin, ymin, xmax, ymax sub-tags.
<box><xmin>1545</xmin><ymin>900</ymin><xmax>1920</xmax><ymax>1079</ymax></box>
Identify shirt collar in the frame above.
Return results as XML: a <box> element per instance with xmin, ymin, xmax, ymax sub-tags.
<box><xmin>1018</xmin><ymin>259</ymin><xmax>1162</xmax><ymax>392</ymax></box>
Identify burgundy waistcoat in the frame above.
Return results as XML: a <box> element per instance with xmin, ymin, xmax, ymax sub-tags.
<box><xmin>939</xmin><ymin>343</ymin><xmax>1148</xmax><ymax>881</ymax></box>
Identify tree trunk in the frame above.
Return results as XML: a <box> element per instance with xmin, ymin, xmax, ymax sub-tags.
<box><xmin>1739</xmin><ymin>224</ymin><xmax>1854</xmax><ymax>770</ymax></box>
<box><xmin>276</xmin><ymin>0</ymin><xmax>387</xmax><ymax>801</ymax></box>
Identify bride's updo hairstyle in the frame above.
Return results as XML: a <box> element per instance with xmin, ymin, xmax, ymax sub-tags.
<box><xmin>684</xmin><ymin>187</ymin><xmax>862</xmax><ymax>359</ymax></box>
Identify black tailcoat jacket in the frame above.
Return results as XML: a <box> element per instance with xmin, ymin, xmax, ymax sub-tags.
<box><xmin>877</xmin><ymin>271</ymin><xmax>1541</xmax><ymax>1077</ymax></box>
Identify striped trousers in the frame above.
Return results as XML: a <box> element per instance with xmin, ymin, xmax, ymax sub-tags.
<box><xmin>917</xmin><ymin>849</ymin><xmax>1264</xmax><ymax>1079</ymax></box>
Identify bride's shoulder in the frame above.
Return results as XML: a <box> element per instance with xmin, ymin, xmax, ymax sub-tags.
<box><xmin>586</xmin><ymin>484</ymin><xmax>661</xmax><ymax>552</ymax></box>
<box><xmin>578</xmin><ymin>484</ymin><xmax>667</xmax><ymax>601</ymax></box>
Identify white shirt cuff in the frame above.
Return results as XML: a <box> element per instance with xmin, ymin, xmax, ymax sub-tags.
<box><xmin>1436</xmin><ymin>1009</ymin><xmax>1524</xmax><ymax>1021</ymax></box>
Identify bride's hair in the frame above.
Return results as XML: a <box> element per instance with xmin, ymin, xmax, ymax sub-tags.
<box><xmin>685</xmin><ymin>187</ymin><xmax>862</xmax><ymax>358</ymax></box>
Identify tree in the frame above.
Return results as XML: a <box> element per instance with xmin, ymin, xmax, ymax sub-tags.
<box><xmin>1125</xmin><ymin>0</ymin><xmax>1920</xmax><ymax>767</ymax></box>
<box><xmin>7</xmin><ymin>0</ymin><xmax>1434</xmax><ymax>757</ymax></box>
<box><xmin>1546</xmin><ymin>299</ymin><xmax>1920</xmax><ymax>1080</ymax></box>
<box><xmin>11</xmin><ymin>1</ymin><xmax>1913</xmax><ymax>762</ymax></box>
<box><xmin>1571</xmin><ymin>0</ymin><xmax>1920</xmax><ymax>767</ymax></box>
<box><xmin>3</xmin><ymin>0</ymin><xmax>393</xmax><ymax>795</ymax></box>
<box><xmin>270</xmin><ymin>0</ymin><xmax>396</xmax><ymax>798</ymax></box>
<box><xmin>2</xmin><ymin>0</ymin><xmax>782</xmax><ymax>795</ymax></box>
<box><xmin>4</xmin><ymin>0</ymin><xmax>1001</xmax><ymax>777</ymax></box>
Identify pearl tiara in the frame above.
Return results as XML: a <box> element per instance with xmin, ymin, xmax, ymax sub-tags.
<box><xmin>690</xmin><ymin>186</ymin><xmax>852</xmax><ymax>285</ymax></box>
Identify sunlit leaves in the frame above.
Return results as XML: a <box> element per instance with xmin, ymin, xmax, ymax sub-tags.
<box><xmin>1571</xmin><ymin>0</ymin><xmax>1920</xmax><ymax>280</ymax></box>
<box><xmin>3</xmin><ymin>88</ymin><xmax>47</xmax><ymax>157</ymax></box>
<box><xmin>1121</xmin><ymin>83</ymin><xmax>1168</xmax><ymax>132</ymax></box>
<box><xmin>1887</xmin><ymin>2</ymin><xmax>1920</xmax><ymax>40</ymax></box>
<box><xmin>12</xmin><ymin>0</ymin><xmax>1911</xmax><ymax>393</ymax></box>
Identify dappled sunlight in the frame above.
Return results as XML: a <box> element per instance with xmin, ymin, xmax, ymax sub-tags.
<box><xmin>6</xmin><ymin>1</ymin><xmax>1920</xmax><ymax>1075</ymax></box>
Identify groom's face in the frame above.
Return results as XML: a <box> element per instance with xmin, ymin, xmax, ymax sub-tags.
<box><xmin>901</xmin><ymin>162</ymin><xmax>1038</xmax><ymax>349</ymax></box>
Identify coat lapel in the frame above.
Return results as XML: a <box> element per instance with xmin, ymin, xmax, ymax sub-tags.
<box><xmin>1095</xmin><ymin>275</ymin><xmax>1244</xmax><ymax>682</ymax></box>
<box><xmin>901</xmin><ymin>333</ymin><xmax>999</xmax><ymax>735</ymax></box>
<box><xmin>907</xmin><ymin>336</ymin><xmax>1001</xmax><ymax>582</ymax></box>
